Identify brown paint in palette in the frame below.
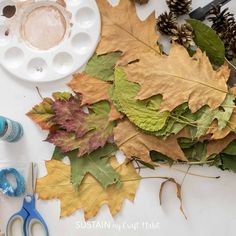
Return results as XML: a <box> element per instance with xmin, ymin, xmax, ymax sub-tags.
<box><xmin>21</xmin><ymin>5</ymin><xmax>67</xmax><ymax>50</ymax></box>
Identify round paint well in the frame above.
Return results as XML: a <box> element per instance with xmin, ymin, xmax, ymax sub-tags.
<box><xmin>76</xmin><ymin>7</ymin><xmax>96</xmax><ymax>28</ymax></box>
<box><xmin>53</xmin><ymin>52</ymin><xmax>73</xmax><ymax>74</ymax></box>
<box><xmin>28</xmin><ymin>58</ymin><xmax>47</xmax><ymax>79</ymax></box>
<box><xmin>4</xmin><ymin>47</ymin><xmax>24</xmax><ymax>68</ymax></box>
<box><xmin>71</xmin><ymin>33</ymin><xmax>92</xmax><ymax>54</ymax></box>
<box><xmin>21</xmin><ymin>5</ymin><xmax>67</xmax><ymax>50</ymax></box>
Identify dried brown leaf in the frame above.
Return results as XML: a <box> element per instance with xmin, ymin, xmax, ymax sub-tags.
<box><xmin>68</xmin><ymin>73</ymin><xmax>111</xmax><ymax>106</ymax></box>
<box><xmin>206</xmin><ymin>133</ymin><xmax>236</xmax><ymax>157</ymax></box>
<box><xmin>96</xmin><ymin>0</ymin><xmax>159</xmax><ymax>65</ymax></box>
<box><xmin>114</xmin><ymin>119</ymin><xmax>187</xmax><ymax>163</ymax></box>
<box><xmin>124</xmin><ymin>44</ymin><xmax>229</xmax><ymax>112</ymax></box>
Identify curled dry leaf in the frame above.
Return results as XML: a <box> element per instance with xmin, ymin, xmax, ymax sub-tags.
<box><xmin>159</xmin><ymin>178</ymin><xmax>187</xmax><ymax>219</ymax></box>
<box><xmin>114</xmin><ymin>119</ymin><xmax>187</xmax><ymax>164</ymax></box>
<box><xmin>96</xmin><ymin>0</ymin><xmax>159</xmax><ymax>65</ymax></box>
<box><xmin>36</xmin><ymin>158</ymin><xmax>140</xmax><ymax>219</ymax></box>
<box><xmin>124</xmin><ymin>44</ymin><xmax>229</xmax><ymax>112</ymax></box>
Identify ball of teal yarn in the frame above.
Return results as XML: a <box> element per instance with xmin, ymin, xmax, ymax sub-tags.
<box><xmin>0</xmin><ymin>168</ymin><xmax>25</xmax><ymax>197</ymax></box>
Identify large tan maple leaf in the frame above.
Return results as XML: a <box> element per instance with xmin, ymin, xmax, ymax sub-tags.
<box><xmin>36</xmin><ymin>158</ymin><xmax>140</xmax><ymax>219</ymax></box>
<box><xmin>68</xmin><ymin>73</ymin><xmax>111</xmax><ymax>106</ymax></box>
<box><xmin>124</xmin><ymin>44</ymin><xmax>230</xmax><ymax>113</ymax></box>
<box><xmin>96</xmin><ymin>0</ymin><xmax>159</xmax><ymax>65</ymax></box>
<box><xmin>114</xmin><ymin>119</ymin><xmax>187</xmax><ymax>163</ymax></box>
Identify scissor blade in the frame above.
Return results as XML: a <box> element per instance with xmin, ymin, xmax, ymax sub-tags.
<box><xmin>26</xmin><ymin>163</ymin><xmax>38</xmax><ymax>195</ymax></box>
<box><xmin>189</xmin><ymin>0</ymin><xmax>231</xmax><ymax>20</ymax></box>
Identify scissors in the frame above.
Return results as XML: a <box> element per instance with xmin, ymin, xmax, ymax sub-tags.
<box><xmin>6</xmin><ymin>163</ymin><xmax>49</xmax><ymax>236</ymax></box>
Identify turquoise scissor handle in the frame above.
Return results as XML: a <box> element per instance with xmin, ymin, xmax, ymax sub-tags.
<box><xmin>6</xmin><ymin>195</ymin><xmax>49</xmax><ymax>236</ymax></box>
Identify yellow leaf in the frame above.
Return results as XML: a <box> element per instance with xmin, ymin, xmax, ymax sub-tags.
<box><xmin>96</xmin><ymin>0</ymin><xmax>159</xmax><ymax>65</ymax></box>
<box><xmin>68</xmin><ymin>73</ymin><xmax>111</xmax><ymax>106</ymax></box>
<box><xmin>124</xmin><ymin>44</ymin><xmax>229</xmax><ymax>112</ymax></box>
<box><xmin>114</xmin><ymin>119</ymin><xmax>187</xmax><ymax>163</ymax></box>
<box><xmin>36</xmin><ymin>158</ymin><xmax>140</xmax><ymax>220</ymax></box>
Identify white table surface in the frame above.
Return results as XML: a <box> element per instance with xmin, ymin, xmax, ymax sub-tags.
<box><xmin>1</xmin><ymin>0</ymin><xmax>236</xmax><ymax>236</ymax></box>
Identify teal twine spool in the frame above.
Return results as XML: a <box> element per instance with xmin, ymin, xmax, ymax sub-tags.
<box><xmin>0</xmin><ymin>168</ymin><xmax>25</xmax><ymax>197</ymax></box>
<box><xmin>0</xmin><ymin>116</ymin><xmax>23</xmax><ymax>142</ymax></box>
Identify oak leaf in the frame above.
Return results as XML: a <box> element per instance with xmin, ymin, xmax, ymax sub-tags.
<box><xmin>207</xmin><ymin>133</ymin><xmax>236</xmax><ymax>157</ymax></box>
<box><xmin>114</xmin><ymin>119</ymin><xmax>187</xmax><ymax>163</ymax></box>
<box><xmin>36</xmin><ymin>157</ymin><xmax>140</xmax><ymax>219</ymax></box>
<box><xmin>124</xmin><ymin>44</ymin><xmax>230</xmax><ymax>112</ymax></box>
<box><xmin>96</xmin><ymin>0</ymin><xmax>159</xmax><ymax>64</ymax></box>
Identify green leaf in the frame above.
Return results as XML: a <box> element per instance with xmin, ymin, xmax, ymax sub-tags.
<box><xmin>182</xmin><ymin>142</ymin><xmax>207</xmax><ymax>162</ymax></box>
<box><xmin>85</xmin><ymin>52</ymin><xmax>122</xmax><ymax>81</ymax></box>
<box><xmin>190</xmin><ymin>94</ymin><xmax>235</xmax><ymax>138</ymax></box>
<box><xmin>52</xmin><ymin>92</ymin><xmax>72</xmax><ymax>101</ymax></box>
<box><xmin>52</xmin><ymin>147</ymin><xmax>65</xmax><ymax>161</ymax></box>
<box><xmin>222</xmin><ymin>140</ymin><xmax>236</xmax><ymax>155</ymax></box>
<box><xmin>112</xmin><ymin>67</ymin><xmax>169</xmax><ymax>132</ymax></box>
<box><xmin>220</xmin><ymin>154</ymin><xmax>236</xmax><ymax>173</ymax></box>
<box><xmin>150</xmin><ymin>151</ymin><xmax>174</xmax><ymax>166</ymax></box>
<box><xmin>154</xmin><ymin>103</ymin><xmax>189</xmax><ymax>136</ymax></box>
<box><xmin>53</xmin><ymin>144</ymin><xmax>120</xmax><ymax>188</ymax></box>
<box><xmin>187</xmin><ymin>19</ymin><xmax>225</xmax><ymax>66</ymax></box>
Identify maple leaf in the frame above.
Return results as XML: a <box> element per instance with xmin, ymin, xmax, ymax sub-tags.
<box><xmin>85</xmin><ymin>52</ymin><xmax>121</xmax><ymax>81</ymax></box>
<box><xmin>68</xmin><ymin>73</ymin><xmax>111</xmax><ymax>106</ymax></box>
<box><xmin>27</xmin><ymin>98</ymin><xmax>54</xmax><ymax>130</ymax></box>
<box><xmin>112</xmin><ymin>67</ymin><xmax>169</xmax><ymax>132</ymax></box>
<box><xmin>52</xmin><ymin>97</ymin><xmax>90</xmax><ymax>138</ymax></box>
<box><xmin>36</xmin><ymin>157</ymin><xmax>140</xmax><ymax>219</ymax></box>
<box><xmin>114</xmin><ymin>119</ymin><xmax>187</xmax><ymax>163</ymax></box>
<box><xmin>27</xmin><ymin>92</ymin><xmax>72</xmax><ymax>130</ymax></box>
<box><xmin>124</xmin><ymin>44</ymin><xmax>230</xmax><ymax>112</ymax></box>
<box><xmin>96</xmin><ymin>0</ymin><xmax>159</xmax><ymax>64</ymax></box>
<box><xmin>47</xmin><ymin>100</ymin><xmax>114</xmax><ymax>156</ymax></box>
<box><xmin>52</xmin><ymin>144</ymin><xmax>120</xmax><ymax>189</ymax></box>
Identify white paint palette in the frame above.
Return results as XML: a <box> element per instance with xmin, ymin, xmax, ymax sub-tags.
<box><xmin>0</xmin><ymin>0</ymin><xmax>101</xmax><ymax>82</ymax></box>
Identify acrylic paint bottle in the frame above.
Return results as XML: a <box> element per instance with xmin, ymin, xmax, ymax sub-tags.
<box><xmin>0</xmin><ymin>116</ymin><xmax>23</xmax><ymax>142</ymax></box>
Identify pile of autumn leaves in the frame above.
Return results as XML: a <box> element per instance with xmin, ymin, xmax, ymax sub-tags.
<box><xmin>27</xmin><ymin>0</ymin><xmax>236</xmax><ymax>219</ymax></box>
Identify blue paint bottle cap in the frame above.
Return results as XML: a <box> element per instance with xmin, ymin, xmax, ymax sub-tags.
<box><xmin>0</xmin><ymin>117</ymin><xmax>6</xmax><ymax>136</ymax></box>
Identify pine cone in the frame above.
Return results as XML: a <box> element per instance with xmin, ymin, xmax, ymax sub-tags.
<box><xmin>132</xmin><ymin>0</ymin><xmax>149</xmax><ymax>5</ymax></box>
<box><xmin>171</xmin><ymin>24</ymin><xmax>195</xmax><ymax>48</ymax></box>
<box><xmin>166</xmin><ymin>0</ymin><xmax>192</xmax><ymax>16</ymax></box>
<box><xmin>156</xmin><ymin>11</ymin><xmax>177</xmax><ymax>35</ymax></box>
<box><xmin>208</xmin><ymin>5</ymin><xmax>235</xmax><ymax>34</ymax></box>
<box><xmin>208</xmin><ymin>4</ymin><xmax>236</xmax><ymax>60</ymax></box>
<box><xmin>224</xmin><ymin>24</ymin><xmax>236</xmax><ymax>60</ymax></box>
